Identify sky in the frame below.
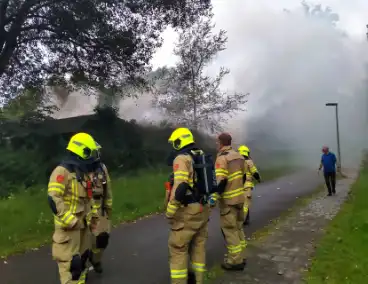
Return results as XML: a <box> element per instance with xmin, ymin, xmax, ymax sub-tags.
<box><xmin>150</xmin><ymin>0</ymin><xmax>368</xmax><ymax>167</ymax></box>
<box><xmin>151</xmin><ymin>0</ymin><xmax>368</xmax><ymax>68</ymax></box>
<box><xmin>55</xmin><ymin>0</ymin><xmax>368</xmax><ymax>167</ymax></box>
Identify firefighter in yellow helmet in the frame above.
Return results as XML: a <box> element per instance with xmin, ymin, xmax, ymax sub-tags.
<box><xmin>88</xmin><ymin>143</ymin><xmax>113</xmax><ymax>274</ymax></box>
<box><xmin>48</xmin><ymin>132</ymin><xmax>100</xmax><ymax>284</ymax></box>
<box><xmin>211</xmin><ymin>133</ymin><xmax>246</xmax><ymax>271</ymax></box>
<box><xmin>238</xmin><ymin>145</ymin><xmax>261</xmax><ymax>226</ymax></box>
<box><xmin>166</xmin><ymin>127</ymin><xmax>211</xmax><ymax>284</ymax></box>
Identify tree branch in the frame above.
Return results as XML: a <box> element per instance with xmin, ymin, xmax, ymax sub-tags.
<box><xmin>0</xmin><ymin>0</ymin><xmax>9</xmax><ymax>49</ymax></box>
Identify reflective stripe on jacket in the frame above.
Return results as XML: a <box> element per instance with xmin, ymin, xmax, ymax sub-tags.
<box><xmin>215</xmin><ymin>146</ymin><xmax>245</xmax><ymax>205</ymax></box>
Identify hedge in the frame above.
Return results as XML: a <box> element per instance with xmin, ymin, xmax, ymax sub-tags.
<box><xmin>0</xmin><ymin>108</ymin><xmax>214</xmax><ymax>197</ymax></box>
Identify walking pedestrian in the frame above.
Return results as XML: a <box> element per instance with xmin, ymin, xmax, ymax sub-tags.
<box><xmin>318</xmin><ymin>146</ymin><xmax>337</xmax><ymax>196</ymax></box>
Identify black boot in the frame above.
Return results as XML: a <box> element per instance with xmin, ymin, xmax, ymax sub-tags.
<box><xmin>221</xmin><ymin>262</ymin><xmax>245</xmax><ymax>271</ymax></box>
<box><xmin>187</xmin><ymin>271</ymin><xmax>196</xmax><ymax>284</ymax></box>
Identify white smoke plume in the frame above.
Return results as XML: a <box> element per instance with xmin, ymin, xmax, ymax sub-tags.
<box><xmin>209</xmin><ymin>1</ymin><xmax>368</xmax><ymax>168</ymax></box>
<box><xmin>51</xmin><ymin>90</ymin><xmax>163</xmax><ymax>122</ymax></box>
<box><xmin>52</xmin><ymin>0</ymin><xmax>368</xmax><ymax>168</ymax></box>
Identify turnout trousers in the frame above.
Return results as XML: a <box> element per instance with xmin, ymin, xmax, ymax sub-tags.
<box><xmin>168</xmin><ymin>203</ymin><xmax>210</xmax><ymax>284</ymax></box>
<box><xmin>243</xmin><ymin>187</ymin><xmax>252</xmax><ymax>221</ymax></box>
<box><xmin>90</xmin><ymin>213</ymin><xmax>111</xmax><ymax>265</ymax></box>
<box><xmin>220</xmin><ymin>202</ymin><xmax>246</xmax><ymax>264</ymax></box>
<box><xmin>52</xmin><ymin>213</ymin><xmax>91</xmax><ymax>284</ymax></box>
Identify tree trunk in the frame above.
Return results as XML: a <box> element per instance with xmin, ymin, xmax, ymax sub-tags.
<box><xmin>193</xmin><ymin>97</ymin><xmax>197</xmax><ymax>130</ymax></box>
<box><xmin>190</xmin><ymin>65</ymin><xmax>198</xmax><ymax>130</ymax></box>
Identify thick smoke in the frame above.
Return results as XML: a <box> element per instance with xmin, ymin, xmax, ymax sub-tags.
<box><xmin>52</xmin><ymin>1</ymin><xmax>368</xmax><ymax>168</ymax></box>
<box><xmin>210</xmin><ymin>2</ymin><xmax>368</xmax><ymax>168</ymax></box>
<box><xmin>52</xmin><ymin>90</ymin><xmax>163</xmax><ymax>122</ymax></box>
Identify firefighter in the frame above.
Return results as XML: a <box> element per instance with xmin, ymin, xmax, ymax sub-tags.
<box><xmin>213</xmin><ymin>133</ymin><xmax>246</xmax><ymax>271</ymax></box>
<box><xmin>238</xmin><ymin>145</ymin><xmax>261</xmax><ymax>226</ymax></box>
<box><xmin>88</xmin><ymin>144</ymin><xmax>113</xmax><ymax>274</ymax></box>
<box><xmin>48</xmin><ymin>132</ymin><xmax>101</xmax><ymax>284</ymax></box>
<box><xmin>166</xmin><ymin>127</ymin><xmax>211</xmax><ymax>284</ymax></box>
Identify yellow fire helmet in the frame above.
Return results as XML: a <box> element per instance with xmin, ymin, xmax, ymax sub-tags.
<box><xmin>238</xmin><ymin>145</ymin><xmax>250</xmax><ymax>156</ymax></box>
<box><xmin>168</xmin><ymin>127</ymin><xmax>195</xmax><ymax>150</ymax></box>
<box><xmin>66</xmin><ymin>132</ymin><xmax>100</xmax><ymax>160</ymax></box>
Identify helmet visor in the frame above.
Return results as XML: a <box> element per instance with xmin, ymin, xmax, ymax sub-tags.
<box><xmin>83</xmin><ymin>147</ymin><xmax>99</xmax><ymax>160</ymax></box>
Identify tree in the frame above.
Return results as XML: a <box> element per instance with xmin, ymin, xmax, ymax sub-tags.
<box><xmin>0</xmin><ymin>87</ymin><xmax>57</xmax><ymax>123</ymax></box>
<box><xmin>301</xmin><ymin>1</ymin><xmax>339</xmax><ymax>26</ymax></box>
<box><xmin>153</xmin><ymin>14</ymin><xmax>249</xmax><ymax>132</ymax></box>
<box><xmin>0</xmin><ymin>0</ymin><xmax>211</xmax><ymax>101</ymax></box>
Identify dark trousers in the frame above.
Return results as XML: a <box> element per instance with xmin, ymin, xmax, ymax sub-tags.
<box><xmin>324</xmin><ymin>172</ymin><xmax>336</xmax><ymax>194</ymax></box>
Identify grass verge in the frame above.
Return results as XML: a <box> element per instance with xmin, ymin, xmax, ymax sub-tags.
<box><xmin>0</xmin><ymin>166</ymin><xmax>291</xmax><ymax>258</ymax></box>
<box><xmin>0</xmin><ymin>170</ymin><xmax>168</xmax><ymax>257</ymax></box>
<box><xmin>305</xmin><ymin>163</ymin><xmax>368</xmax><ymax>284</ymax></box>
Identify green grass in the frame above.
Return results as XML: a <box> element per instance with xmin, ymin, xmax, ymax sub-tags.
<box><xmin>306</xmin><ymin>162</ymin><xmax>368</xmax><ymax>284</ymax></box>
<box><xmin>0</xmin><ymin>170</ymin><xmax>167</xmax><ymax>257</ymax></box>
<box><xmin>0</xmin><ymin>166</ymin><xmax>292</xmax><ymax>258</ymax></box>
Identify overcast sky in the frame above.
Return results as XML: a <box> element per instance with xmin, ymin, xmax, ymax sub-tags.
<box><xmin>147</xmin><ymin>0</ymin><xmax>368</xmax><ymax>165</ymax></box>
<box><xmin>57</xmin><ymin>0</ymin><xmax>368</xmax><ymax>162</ymax></box>
<box><xmin>151</xmin><ymin>0</ymin><xmax>368</xmax><ymax>68</ymax></box>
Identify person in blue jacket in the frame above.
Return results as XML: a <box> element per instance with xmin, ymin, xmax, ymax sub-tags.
<box><xmin>318</xmin><ymin>146</ymin><xmax>337</xmax><ymax>196</ymax></box>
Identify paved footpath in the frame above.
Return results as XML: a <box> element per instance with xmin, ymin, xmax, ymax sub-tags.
<box><xmin>213</xmin><ymin>168</ymin><xmax>358</xmax><ymax>284</ymax></box>
<box><xmin>0</xmin><ymin>171</ymin><xmax>322</xmax><ymax>284</ymax></box>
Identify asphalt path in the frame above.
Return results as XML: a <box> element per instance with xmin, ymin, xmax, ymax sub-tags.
<box><xmin>0</xmin><ymin>170</ymin><xmax>322</xmax><ymax>284</ymax></box>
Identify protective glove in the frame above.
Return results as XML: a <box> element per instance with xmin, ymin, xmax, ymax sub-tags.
<box><xmin>209</xmin><ymin>193</ymin><xmax>220</xmax><ymax>208</ymax></box>
<box><xmin>209</xmin><ymin>197</ymin><xmax>216</xmax><ymax>207</ymax></box>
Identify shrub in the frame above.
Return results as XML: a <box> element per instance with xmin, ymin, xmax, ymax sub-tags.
<box><xmin>0</xmin><ymin>107</ymin><xmax>215</xmax><ymax>197</ymax></box>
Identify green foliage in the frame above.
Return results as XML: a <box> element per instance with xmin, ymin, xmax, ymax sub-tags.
<box><xmin>0</xmin><ymin>0</ymin><xmax>211</xmax><ymax>100</ymax></box>
<box><xmin>0</xmin><ymin>106</ymin><xmax>214</xmax><ymax>197</ymax></box>
<box><xmin>0</xmin><ymin>88</ymin><xmax>58</xmax><ymax>125</ymax></box>
<box><xmin>306</xmin><ymin>157</ymin><xmax>368</xmax><ymax>284</ymax></box>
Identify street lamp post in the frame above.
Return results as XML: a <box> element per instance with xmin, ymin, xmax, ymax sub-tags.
<box><xmin>325</xmin><ymin>103</ymin><xmax>341</xmax><ymax>173</ymax></box>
